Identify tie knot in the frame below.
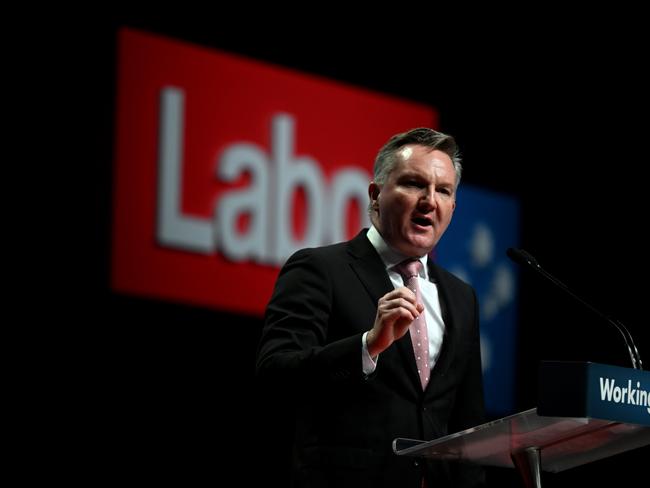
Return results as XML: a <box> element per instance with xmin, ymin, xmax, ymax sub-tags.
<box><xmin>395</xmin><ymin>259</ymin><xmax>422</xmax><ymax>280</ymax></box>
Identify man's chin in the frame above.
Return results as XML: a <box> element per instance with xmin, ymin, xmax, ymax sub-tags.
<box><xmin>401</xmin><ymin>237</ymin><xmax>435</xmax><ymax>257</ymax></box>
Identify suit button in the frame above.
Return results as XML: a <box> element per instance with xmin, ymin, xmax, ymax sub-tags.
<box><xmin>413</xmin><ymin>460</ymin><xmax>419</xmax><ymax>467</ymax></box>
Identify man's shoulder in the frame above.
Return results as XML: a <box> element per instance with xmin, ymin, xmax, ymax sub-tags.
<box><xmin>287</xmin><ymin>239</ymin><xmax>354</xmax><ymax>263</ymax></box>
<box><xmin>287</xmin><ymin>230</ymin><xmax>369</xmax><ymax>263</ymax></box>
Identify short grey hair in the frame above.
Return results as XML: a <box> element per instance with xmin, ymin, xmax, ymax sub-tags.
<box><xmin>373</xmin><ymin>128</ymin><xmax>462</xmax><ymax>186</ymax></box>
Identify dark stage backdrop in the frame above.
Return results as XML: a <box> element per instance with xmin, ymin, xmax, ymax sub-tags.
<box><xmin>71</xmin><ymin>15</ymin><xmax>648</xmax><ymax>486</ymax></box>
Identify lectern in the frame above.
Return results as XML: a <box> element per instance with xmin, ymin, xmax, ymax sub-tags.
<box><xmin>393</xmin><ymin>362</ymin><xmax>650</xmax><ymax>488</ymax></box>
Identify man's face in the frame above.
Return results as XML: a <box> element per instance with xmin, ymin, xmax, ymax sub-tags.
<box><xmin>369</xmin><ymin>144</ymin><xmax>457</xmax><ymax>257</ymax></box>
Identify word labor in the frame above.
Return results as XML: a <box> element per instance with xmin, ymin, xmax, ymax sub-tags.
<box><xmin>157</xmin><ymin>87</ymin><xmax>371</xmax><ymax>265</ymax></box>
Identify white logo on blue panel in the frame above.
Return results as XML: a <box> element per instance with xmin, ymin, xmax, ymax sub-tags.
<box><xmin>435</xmin><ymin>184</ymin><xmax>520</xmax><ymax>417</ymax></box>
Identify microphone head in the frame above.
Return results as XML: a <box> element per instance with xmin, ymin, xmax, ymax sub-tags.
<box><xmin>506</xmin><ymin>247</ymin><xmax>539</xmax><ymax>267</ymax></box>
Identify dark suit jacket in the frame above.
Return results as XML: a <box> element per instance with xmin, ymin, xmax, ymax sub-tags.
<box><xmin>257</xmin><ymin>230</ymin><xmax>486</xmax><ymax>487</ymax></box>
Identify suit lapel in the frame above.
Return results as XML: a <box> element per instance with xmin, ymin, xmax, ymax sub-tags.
<box><xmin>426</xmin><ymin>261</ymin><xmax>455</xmax><ymax>382</ymax></box>
<box><xmin>346</xmin><ymin>231</ymin><xmax>393</xmax><ymax>305</ymax></box>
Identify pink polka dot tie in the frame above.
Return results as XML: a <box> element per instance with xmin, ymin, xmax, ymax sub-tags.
<box><xmin>396</xmin><ymin>259</ymin><xmax>430</xmax><ymax>390</ymax></box>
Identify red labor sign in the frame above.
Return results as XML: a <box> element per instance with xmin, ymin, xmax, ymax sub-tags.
<box><xmin>112</xmin><ymin>27</ymin><xmax>436</xmax><ymax>315</ymax></box>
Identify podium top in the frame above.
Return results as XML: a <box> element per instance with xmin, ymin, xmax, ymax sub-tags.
<box><xmin>393</xmin><ymin>408</ymin><xmax>650</xmax><ymax>472</ymax></box>
<box><xmin>394</xmin><ymin>363</ymin><xmax>650</xmax><ymax>473</ymax></box>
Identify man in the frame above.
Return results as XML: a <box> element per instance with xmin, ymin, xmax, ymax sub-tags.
<box><xmin>257</xmin><ymin>128</ymin><xmax>486</xmax><ymax>487</ymax></box>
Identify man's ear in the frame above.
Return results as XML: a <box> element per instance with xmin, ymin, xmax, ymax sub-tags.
<box><xmin>368</xmin><ymin>182</ymin><xmax>380</xmax><ymax>209</ymax></box>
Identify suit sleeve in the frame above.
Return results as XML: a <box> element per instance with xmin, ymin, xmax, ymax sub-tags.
<box><xmin>256</xmin><ymin>248</ymin><xmax>366</xmax><ymax>388</ymax></box>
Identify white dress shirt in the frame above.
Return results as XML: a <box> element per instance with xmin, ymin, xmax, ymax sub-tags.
<box><xmin>362</xmin><ymin>225</ymin><xmax>446</xmax><ymax>375</ymax></box>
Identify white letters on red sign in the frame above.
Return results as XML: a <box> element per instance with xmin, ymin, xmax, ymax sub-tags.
<box><xmin>157</xmin><ymin>87</ymin><xmax>371</xmax><ymax>265</ymax></box>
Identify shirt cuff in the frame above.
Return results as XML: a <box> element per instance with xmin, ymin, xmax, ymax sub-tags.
<box><xmin>362</xmin><ymin>331</ymin><xmax>378</xmax><ymax>375</ymax></box>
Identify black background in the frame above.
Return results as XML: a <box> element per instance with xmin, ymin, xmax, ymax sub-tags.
<box><xmin>63</xmin><ymin>13</ymin><xmax>648</xmax><ymax>486</ymax></box>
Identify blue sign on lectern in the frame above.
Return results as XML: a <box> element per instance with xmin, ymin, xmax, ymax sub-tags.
<box><xmin>538</xmin><ymin>361</ymin><xmax>650</xmax><ymax>426</ymax></box>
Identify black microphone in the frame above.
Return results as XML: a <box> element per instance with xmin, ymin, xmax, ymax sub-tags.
<box><xmin>507</xmin><ymin>247</ymin><xmax>643</xmax><ymax>370</ymax></box>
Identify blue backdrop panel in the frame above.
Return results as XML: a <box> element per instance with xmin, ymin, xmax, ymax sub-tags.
<box><xmin>435</xmin><ymin>184</ymin><xmax>520</xmax><ymax>417</ymax></box>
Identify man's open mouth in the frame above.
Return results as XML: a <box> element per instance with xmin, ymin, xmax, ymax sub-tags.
<box><xmin>411</xmin><ymin>216</ymin><xmax>432</xmax><ymax>227</ymax></box>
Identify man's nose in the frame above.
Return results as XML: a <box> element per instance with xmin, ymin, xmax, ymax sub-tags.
<box><xmin>420</xmin><ymin>188</ymin><xmax>437</xmax><ymax>209</ymax></box>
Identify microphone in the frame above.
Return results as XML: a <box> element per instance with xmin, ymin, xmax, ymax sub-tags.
<box><xmin>506</xmin><ymin>247</ymin><xmax>643</xmax><ymax>370</ymax></box>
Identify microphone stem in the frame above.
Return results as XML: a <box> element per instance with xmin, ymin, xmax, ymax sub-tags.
<box><xmin>534</xmin><ymin>265</ymin><xmax>642</xmax><ymax>370</ymax></box>
<box><xmin>613</xmin><ymin>318</ymin><xmax>643</xmax><ymax>370</ymax></box>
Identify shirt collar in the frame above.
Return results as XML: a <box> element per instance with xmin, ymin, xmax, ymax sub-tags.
<box><xmin>366</xmin><ymin>225</ymin><xmax>429</xmax><ymax>279</ymax></box>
